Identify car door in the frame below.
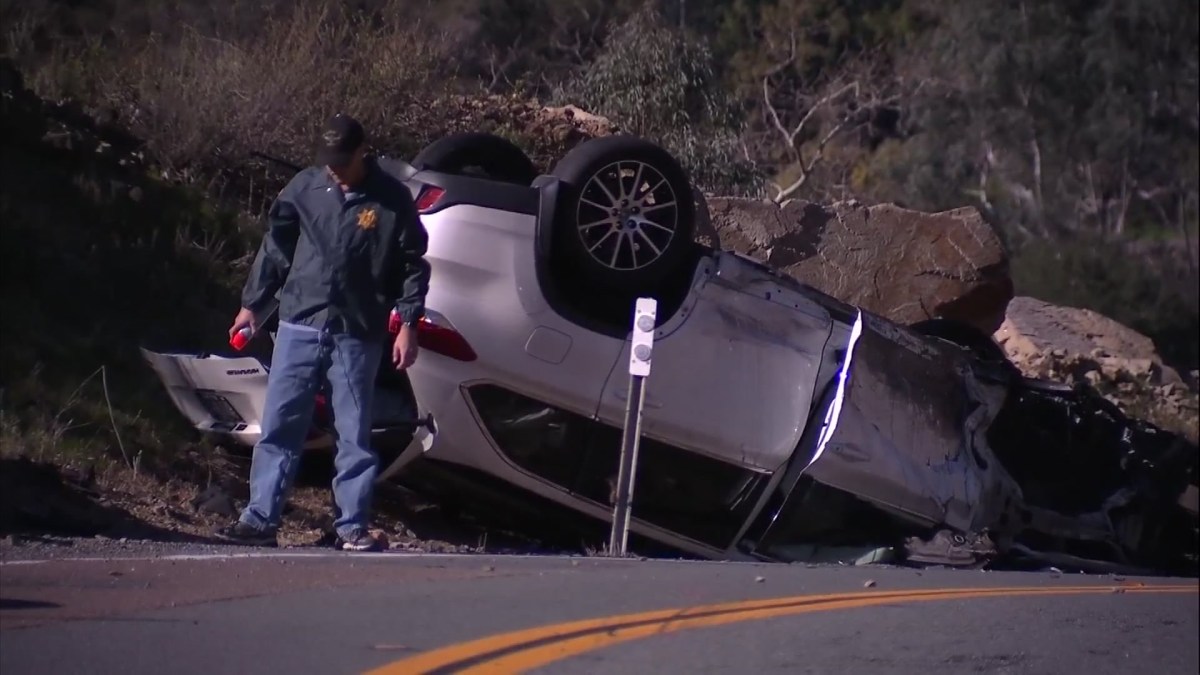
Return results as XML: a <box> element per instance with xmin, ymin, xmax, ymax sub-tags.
<box><xmin>594</xmin><ymin>253</ymin><xmax>835</xmax><ymax>473</ymax></box>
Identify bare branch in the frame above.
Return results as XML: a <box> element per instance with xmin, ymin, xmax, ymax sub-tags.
<box><xmin>761</xmin><ymin>75</ymin><xmax>859</xmax><ymax>202</ymax></box>
<box><xmin>762</xmin><ymin>76</ymin><xmax>795</xmax><ymax>160</ymax></box>
<box><xmin>739</xmin><ymin>138</ymin><xmax>755</xmax><ymax>164</ymax></box>
<box><xmin>1139</xmin><ymin>185</ymin><xmax>1198</xmax><ymax>276</ymax></box>
<box><xmin>752</xmin><ymin>42</ymin><xmax>918</xmax><ymax>203</ymax></box>
<box><xmin>761</xmin><ymin>30</ymin><xmax>798</xmax><ymax>161</ymax></box>
<box><xmin>787</xmin><ymin>81</ymin><xmax>859</xmax><ymax>147</ymax></box>
<box><xmin>485</xmin><ymin>38</ymin><xmax>521</xmax><ymax>91</ymax></box>
<box><xmin>774</xmin><ymin>115</ymin><xmax>850</xmax><ymax>201</ymax></box>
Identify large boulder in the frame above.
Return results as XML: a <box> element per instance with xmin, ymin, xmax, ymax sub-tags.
<box><xmin>994</xmin><ymin>296</ymin><xmax>1199</xmax><ymax>442</ymax></box>
<box><xmin>700</xmin><ymin>197</ymin><xmax>1014</xmax><ymax>334</ymax></box>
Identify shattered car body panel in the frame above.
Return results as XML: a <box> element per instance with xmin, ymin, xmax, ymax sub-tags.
<box><xmin>800</xmin><ymin>313</ymin><xmax>1023</xmax><ymax>536</ymax></box>
<box><xmin>140</xmin><ymin>141</ymin><xmax>1198</xmax><ymax>575</ymax></box>
<box><xmin>740</xmin><ymin>309</ymin><xmax>1198</xmax><ymax>572</ymax></box>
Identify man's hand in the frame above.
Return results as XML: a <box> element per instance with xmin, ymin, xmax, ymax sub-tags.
<box><xmin>392</xmin><ymin>324</ymin><xmax>419</xmax><ymax>370</ymax></box>
<box><xmin>229</xmin><ymin>307</ymin><xmax>260</xmax><ymax>339</ymax></box>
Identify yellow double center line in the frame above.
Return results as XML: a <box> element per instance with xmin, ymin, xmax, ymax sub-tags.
<box><xmin>366</xmin><ymin>583</ymin><xmax>1198</xmax><ymax>674</ymax></box>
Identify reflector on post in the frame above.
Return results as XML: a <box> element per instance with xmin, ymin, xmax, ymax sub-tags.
<box><xmin>609</xmin><ymin>297</ymin><xmax>657</xmax><ymax>557</ymax></box>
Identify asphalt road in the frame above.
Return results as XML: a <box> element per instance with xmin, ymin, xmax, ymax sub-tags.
<box><xmin>1</xmin><ymin>547</ymin><xmax>1196</xmax><ymax>675</ymax></box>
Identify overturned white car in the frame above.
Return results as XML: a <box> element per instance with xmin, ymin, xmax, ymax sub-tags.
<box><xmin>142</xmin><ymin>133</ymin><xmax>1199</xmax><ymax>575</ymax></box>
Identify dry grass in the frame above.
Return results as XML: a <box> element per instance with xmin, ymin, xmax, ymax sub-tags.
<box><xmin>99</xmin><ymin>1</ymin><xmax>459</xmax><ymax>166</ymax></box>
<box><xmin>4</xmin><ymin>0</ymin><xmax>469</xmax><ymax>219</ymax></box>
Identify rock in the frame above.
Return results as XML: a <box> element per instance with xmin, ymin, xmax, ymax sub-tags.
<box><xmin>369</xmin><ymin>529</ymin><xmax>390</xmax><ymax>549</ymax></box>
<box><xmin>994</xmin><ymin>296</ymin><xmax>1198</xmax><ymax>442</ymax></box>
<box><xmin>537</xmin><ymin>104</ymin><xmax>616</xmax><ymax>139</ymax></box>
<box><xmin>189</xmin><ymin>485</ymin><xmax>237</xmax><ymax>518</ymax></box>
<box><xmin>704</xmin><ymin>198</ymin><xmax>1013</xmax><ymax>334</ymax></box>
<box><xmin>995</xmin><ymin>296</ymin><xmax>1185</xmax><ymax>387</ymax></box>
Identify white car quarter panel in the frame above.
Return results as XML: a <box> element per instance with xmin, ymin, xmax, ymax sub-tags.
<box><xmin>524</xmin><ymin>326</ymin><xmax>573</xmax><ymax>364</ymax></box>
<box><xmin>597</xmin><ymin>252</ymin><xmax>833</xmax><ymax>472</ymax></box>
<box><xmin>413</xmin><ymin>204</ymin><xmax>623</xmax><ymax>428</ymax></box>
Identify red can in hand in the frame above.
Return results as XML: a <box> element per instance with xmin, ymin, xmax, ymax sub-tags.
<box><xmin>230</xmin><ymin>326</ymin><xmax>252</xmax><ymax>351</ymax></box>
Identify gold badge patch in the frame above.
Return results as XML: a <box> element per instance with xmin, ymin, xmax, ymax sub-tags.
<box><xmin>357</xmin><ymin>208</ymin><xmax>377</xmax><ymax>230</ymax></box>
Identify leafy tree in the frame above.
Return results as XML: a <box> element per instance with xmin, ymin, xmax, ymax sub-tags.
<box><xmin>864</xmin><ymin>0</ymin><xmax>1200</xmax><ymax>368</ymax></box>
<box><xmin>555</xmin><ymin>5</ymin><xmax>764</xmax><ymax>195</ymax></box>
<box><xmin>455</xmin><ymin>0</ymin><xmax>645</xmax><ymax>93</ymax></box>
<box><xmin>875</xmin><ymin>0</ymin><xmax>1198</xmax><ymax>244</ymax></box>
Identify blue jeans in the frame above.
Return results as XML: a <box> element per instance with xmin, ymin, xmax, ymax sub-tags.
<box><xmin>239</xmin><ymin>322</ymin><xmax>383</xmax><ymax>539</ymax></box>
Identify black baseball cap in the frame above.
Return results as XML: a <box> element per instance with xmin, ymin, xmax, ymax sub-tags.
<box><xmin>315</xmin><ymin>113</ymin><xmax>365</xmax><ymax>167</ymax></box>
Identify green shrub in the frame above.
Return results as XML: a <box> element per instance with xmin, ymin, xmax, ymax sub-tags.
<box><xmin>554</xmin><ymin>6</ymin><xmax>764</xmax><ymax>196</ymax></box>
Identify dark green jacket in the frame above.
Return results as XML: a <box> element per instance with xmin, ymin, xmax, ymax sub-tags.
<box><xmin>241</xmin><ymin>157</ymin><xmax>430</xmax><ymax>339</ymax></box>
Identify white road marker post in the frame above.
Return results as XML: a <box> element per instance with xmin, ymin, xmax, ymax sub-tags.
<box><xmin>608</xmin><ymin>297</ymin><xmax>657</xmax><ymax>558</ymax></box>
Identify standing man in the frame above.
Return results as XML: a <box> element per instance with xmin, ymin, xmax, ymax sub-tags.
<box><xmin>217</xmin><ymin>113</ymin><xmax>430</xmax><ymax>551</ymax></box>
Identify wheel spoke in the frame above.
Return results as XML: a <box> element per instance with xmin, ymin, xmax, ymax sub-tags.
<box><xmin>581</xmin><ymin>197</ymin><xmax>613</xmax><ymax>211</ymax></box>
<box><xmin>594</xmin><ymin>175</ymin><xmax>620</xmax><ymax>206</ymax></box>
<box><xmin>579</xmin><ymin>216</ymin><xmax>617</xmax><ymax>232</ymax></box>
<box><xmin>634</xmin><ymin>228</ymin><xmax>662</xmax><ymax>256</ymax></box>
<box><xmin>637</xmin><ymin>217</ymin><xmax>674</xmax><ymax>234</ymax></box>
<box><xmin>630</xmin><ymin>236</ymin><xmax>644</xmax><ymax>268</ymax></box>
<box><xmin>630</xmin><ymin>163</ymin><xmax>645</xmax><ymax>201</ymax></box>
<box><xmin>609</xmin><ymin>232</ymin><xmax>625</xmax><ymax>268</ymax></box>
<box><xmin>642</xmin><ymin>200</ymin><xmax>677</xmax><ymax>214</ymax></box>
<box><xmin>588</xmin><ymin>228</ymin><xmax>617</xmax><ymax>253</ymax></box>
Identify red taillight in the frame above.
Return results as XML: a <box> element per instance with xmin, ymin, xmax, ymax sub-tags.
<box><xmin>415</xmin><ymin>186</ymin><xmax>445</xmax><ymax>212</ymax></box>
<box><xmin>416</xmin><ymin>316</ymin><xmax>477</xmax><ymax>361</ymax></box>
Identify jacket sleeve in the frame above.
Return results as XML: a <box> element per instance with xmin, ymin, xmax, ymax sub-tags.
<box><xmin>241</xmin><ymin>175</ymin><xmax>302</xmax><ymax>315</ymax></box>
<box><xmin>390</xmin><ymin>195</ymin><xmax>431</xmax><ymax>326</ymax></box>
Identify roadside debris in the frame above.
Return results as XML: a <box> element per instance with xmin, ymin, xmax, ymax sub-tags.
<box><xmin>853</xmin><ymin>547</ymin><xmax>896</xmax><ymax>566</ymax></box>
<box><xmin>903</xmin><ymin>530</ymin><xmax>998</xmax><ymax>569</ymax></box>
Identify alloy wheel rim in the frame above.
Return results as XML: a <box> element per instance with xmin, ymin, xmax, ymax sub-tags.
<box><xmin>575</xmin><ymin>160</ymin><xmax>679</xmax><ymax>271</ymax></box>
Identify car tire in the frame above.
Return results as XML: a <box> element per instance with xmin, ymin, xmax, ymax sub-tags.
<box><xmin>412</xmin><ymin>132</ymin><xmax>538</xmax><ymax>185</ymax></box>
<box><xmin>548</xmin><ymin>135</ymin><xmax>696</xmax><ymax>293</ymax></box>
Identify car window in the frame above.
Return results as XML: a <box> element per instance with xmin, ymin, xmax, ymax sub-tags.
<box><xmin>470</xmin><ymin>384</ymin><xmax>770</xmax><ymax>550</ymax></box>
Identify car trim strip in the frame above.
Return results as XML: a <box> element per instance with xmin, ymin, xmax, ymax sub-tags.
<box><xmin>804</xmin><ymin>309</ymin><xmax>864</xmax><ymax>471</ymax></box>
